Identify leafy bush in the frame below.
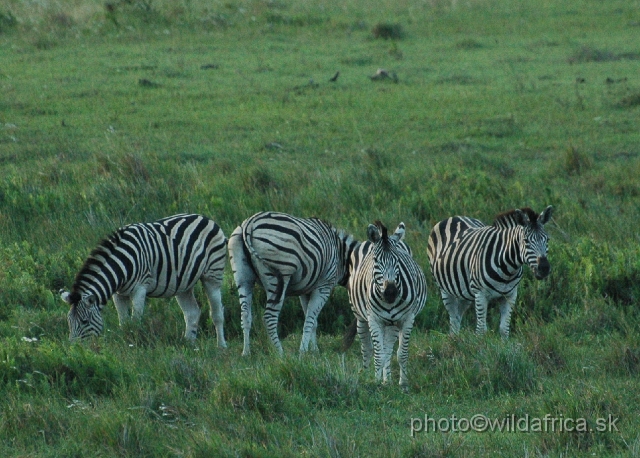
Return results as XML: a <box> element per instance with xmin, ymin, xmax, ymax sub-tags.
<box><xmin>0</xmin><ymin>241</ymin><xmax>75</xmax><ymax>319</ymax></box>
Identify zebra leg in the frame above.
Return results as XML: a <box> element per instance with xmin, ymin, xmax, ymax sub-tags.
<box><xmin>201</xmin><ymin>277</ymin><xmax>227</xmax><ymax>348</ymax></box>
<box><xmin>397</xmin><ymin>316</ymin><xmax>416</xmax><ymax>388</ymax></box>
<box><xmin>356</xmin><ymin>318</ymin><xmax>373</xmax><ymax>370</ymax></box>
<box><xmin>113</xmin><ymin>293</ymin><xmax>132</xmax><ymax>325</ymax></box>
<box><xmin>382</xmin><ymin>324</ymin><xmax>400</xmax><ymax>385</ymax></box>
<box><xmin>442</xmin><ymin>291</ymin><xmax>463</xmax><ymax>335</ymax></box>
<box><xmin>263</xmin><ymin>275</ymin><xmax>290</xmax><ymax>356</ymax></box>
<box><xmin>228</xmin><ymin>227</ymin><xmax>256</xmax><ymax>356</ymax></box>
<box><xmin>368</xmin><ymin>316</ymin><xmax>385</xmax><ymax>383</ymax></box>
<box><xmin>298</xmin><ymin>294</ymin><xmax>318</xmax><ymax>352</ymax></box>
<box><xmin>175</xmin><ymin>289</ymin><xmax>201</xmax><ymax>341</ymax></box>
<box><xmin>498</xmin><ymin>289</ymin><xmax>518</xmax><ymax>339</ymax></box>
<box><xmin>299</xmin><ymin>287</ymin><xmax>331</xmax><ymax>353</ymax></box>
<box><xmin>474</xmin><ymin>292</ymin><xmax>490</xmax><ymax>335</ymax></box>
<box><xmin>130</xmin><ymin>286</ymin><xmax>148</xmax><ymax>321</ymax></box>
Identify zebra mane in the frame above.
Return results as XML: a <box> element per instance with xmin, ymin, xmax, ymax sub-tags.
<box><xmin>493</xmin><ymin>207</ymin><xmax>538</xmax><ymax>229</ymax></box>
<box><xmin>374</xmin><ymin>220</ymin><xmax>390</xmax><ymax>248</ymax></box>
<box><xmin>70</xmin><ymin>228</ymin><xmax>124</xmax><ymax>296</ymax></box>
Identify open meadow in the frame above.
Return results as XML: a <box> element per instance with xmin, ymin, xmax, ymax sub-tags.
<box><xmin>1</xmin><ymin>0</ymin><xmax>640</xmax><ymax>456</ymax></box>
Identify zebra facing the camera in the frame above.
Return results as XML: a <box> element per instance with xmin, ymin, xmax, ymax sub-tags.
<box><xmin>345</xmin><ymin>221</ymin><xmax>427</xmax><ymax>388</ymax></box>
<box><xmin>61</xmin><ymin>213</ymin><xmax>227</xmax><ymax>345</ymax></box>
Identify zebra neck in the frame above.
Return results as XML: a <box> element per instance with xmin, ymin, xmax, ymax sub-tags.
<box><xmin>72</xmin><ymin>270</ymin><xmax>121</xmax><ymax>307</ymax></box>
<box><xmin>496</xmin><ymin>226</ymin><xmax>526</xmax><ymax>275</ymax></box>
<box><xmin>493</xmin><ymin>213</ymin><xmax>520</xmax><ymax>230</ymax></box>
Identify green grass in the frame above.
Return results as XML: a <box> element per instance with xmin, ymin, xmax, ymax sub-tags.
<box><xmin>1</xmin><ymin>0</ymin><xmax>640</xmax><ymax>455</ymax></box>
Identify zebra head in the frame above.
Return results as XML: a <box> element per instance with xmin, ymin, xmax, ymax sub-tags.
<box><xmin>515</xmin><ymin>205</ymin><xmax>553</xmax><ymax>280</ymax></box>
<box><xmin>367</xmin><ymin>221</ymin><xmax>408</xmax><ymax>304</ymax></box>
<box><xmin>61</xmin><ymin>289</ymin><xmax>104</xmax><ymax>340</ymax></box>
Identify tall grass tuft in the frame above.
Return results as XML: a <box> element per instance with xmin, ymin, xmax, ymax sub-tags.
<box><xmin>562</xmin><ymin>144</ymin><xmax>593</xmax><ymax>176</ymax></box>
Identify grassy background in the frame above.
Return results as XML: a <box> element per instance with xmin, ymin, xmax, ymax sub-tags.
<box><xmin>1</xmin><ymin>0</ymin><xmax>640</xmax><ymax>455</ymax></box>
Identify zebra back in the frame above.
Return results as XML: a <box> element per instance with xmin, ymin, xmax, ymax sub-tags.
<box><xmin>241</xmin><ymin>212</ymin><xmax>357</xmax><ymax>295</ymax></box>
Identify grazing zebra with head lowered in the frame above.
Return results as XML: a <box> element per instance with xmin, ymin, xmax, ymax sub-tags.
<box><xmin>428</xmin><ymin>206</ymin><xmax>553</xmax><ymax>338</ymax></box>
<box><xmin>345</xmin><ymin>221</ymin><xmax>427</xmax><ymax>388</ymax></box>
<box><xmin>60</xmin><ymin>213</ymin><xmax>227</xmax><ymax>345</ymax></box>
<box><xmin>227</xmin><ymin>211</ymin><xmax>359</xmax><ymax>356</ymax></box>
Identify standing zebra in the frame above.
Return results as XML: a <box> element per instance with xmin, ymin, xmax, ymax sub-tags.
<box><xmin>61</xmin><ymin>213</ymin><xmax>227</xmax><ymax>345</ymax></box>
<box><xmin>427</xmin><ymin>206</ymin><xmax>553</xmax><ymax>338</ymax></box>
<box><xmin>345</xmin><ymin>221</ymin><xmax>427</xmax><ymax>387</ymax></box>
<box><xmin>227</xmin><ymin>211</ymin><xmax>359</xmax><ymax>356</ymax></box>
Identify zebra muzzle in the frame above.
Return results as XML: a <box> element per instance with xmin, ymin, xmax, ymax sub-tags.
<box><xmin>534</xmin><ymin>256</ymin><xmax>550</xmax><ymax>280</ymax></box>
<box><xmin>383</xmin><ymin>281</ymin><xmax>399</xmax><ymax>303</ymax></box>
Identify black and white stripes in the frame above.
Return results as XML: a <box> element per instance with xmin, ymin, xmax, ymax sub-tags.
<box><xmin>428</xmin><ymin>206</ymin><xmax>553</xmax><ymax>338</ymax></box>
<box><xmin>61</xmin><ymin>213</ymin><xmax>227</xmax><ymax>344</ymax></box>
<box><xmin>228</xmin><ymin>211</ymin><xmax>358</xmax><ymax>356</ymax></box>
<box><xmin>60</xmin><ymin>204</ymin><xmax>555</xmax><ymax>384</ymax></box>
<box><xmin>346</xmin><ymin>221</ymin><xmax>427</xmax><ymax>387</ymax></box>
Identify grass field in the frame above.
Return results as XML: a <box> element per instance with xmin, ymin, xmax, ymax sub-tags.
<box><xmin>1</xmin><ymin>0</ymin><xmax>640</xmax><ymax>456</ymax></box>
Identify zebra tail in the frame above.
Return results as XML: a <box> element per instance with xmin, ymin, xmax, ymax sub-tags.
<box><xmin>341</xmin><ymin>319</ymin><xmax>358</xmax><ymax>352</ymax></box>
<box><xmin>242</xmin><ymin>221</ymin><xmax>285</xmax><ymax>300</ymax></box>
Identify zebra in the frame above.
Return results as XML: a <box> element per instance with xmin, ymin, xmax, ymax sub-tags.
<box><xmin>427</xmin><ymin>206</ymin><xmax>553</xmax><ymax>338</ymax></box>
<box><xmin>344</xmin><ymin>221</ymin><xmax>427</xmax><ymax>387</ymax></box>
<box><xmin>60</xmin><ymin>213</ymin><xmax>227</xmax><ymax>345</ymax></box>
<box><xmin>227</xmin><ymin>211</ymin><xmax>359</xmax><ymax>356</ymax></box>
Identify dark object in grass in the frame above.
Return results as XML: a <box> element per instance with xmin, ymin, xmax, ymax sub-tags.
<box><xmin>201</xmin><ymin>64</ymin><xmax>219</xmax><ymax>70</ymax></box>
<box><xmin>329</xmin><ymin>71</ymin><xmax>339</xmax><ymax>82</ymax></box>
<box><xmin>568</xmin><ymin>45</ymin><xmax>618</xmax><ymax>64</ymax></box>
<box><xmin>138</xmin><ymin>78</ymin><xmax>159</xmax><ymax>88</ymax></box>
<box><xmin>618</xmin><ymin>93</ymin><xmax>640</xmax><ymax>108</ymax></box>
<box><xmin>370</xmin><ymin>68</ymin><xmax>398</xmax><ymax>83</ymax></box>
<box><xmin>372</xmin><ymin>22</ymin><xmax>403</xmax><ymax>40</ymax></box>
<box><xmin>455</xmin><ymin>38</ymin><xmax>483</xmax><ymax>50</ymax></box>
<box><xmin>606</xmin><ymin>77</ymin><xmax>627</xmax><ymax>84</ymax></box>
<box><xmin>292</xmin><ymin>79</ymin><xmax>319</xmax><ymax>94</ymax></box>
<box><xmin>0</xmin><ymin>10</ymin><xmax>17</xmax><ymax>33</ymax></box>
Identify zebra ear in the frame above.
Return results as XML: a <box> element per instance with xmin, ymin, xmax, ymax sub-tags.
<box><xmin>539</xmin><ymin>205</ymin><xmax>553</xmax><ymax>225</ymax></box>
<box><xmin>514</xmin><ymin>209</ymin><xmax>530</xmax><ymax>226</ymax></box>
<box><xmin>60</xmin><ymin>290</ymin><xmax>72</xmax><ymax>304</ymax></box>
<box><xmin>367</xmin><ymin>224</ymin><xmax>381</xmax><ymax>243</ymax></box>
<box><xmin>393</xmin><ymin>223</ymin><xmax>406</xmax><ymax>241</ymax></box>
